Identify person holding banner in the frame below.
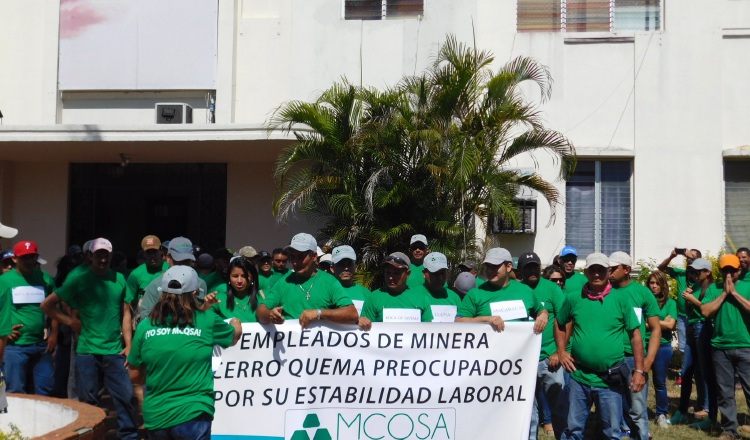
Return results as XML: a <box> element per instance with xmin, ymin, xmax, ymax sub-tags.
<box><xmin>413</xmin><ymin>252</ymin><xmax>461</xmax><ymax>322</ymax></box>
<box><xmin>518</xmin><ymin>251</ymin><xmax>568</xmax><ymax>439</ymax></box>
<box><xmin>359</xmin><ymin>252</ymin><xmax>433</xmax><ymax>328</ymax></box>
<box><xmin>554</xmin><ymin>253</ymin><xmax>646</xmax><ymax>440</ymax></box>
<box><xmin>212</xmin><ymin>257</ymin><xmax>261</xmax><ymax>323</ymax></box>
<box><xmin>257</xmin><ymin>233</ymin><xmax>358</xmax><ymax>328</ymax></box>
<box><xmin>455</xmin><ymin>248</ymin><xmax>548</xmax><ymax>334</ymax></box>
<box><xmin>128</xmin><ymin>265</ymin><xmax>242</xmax><ymax>439</ymax></box>
<box><xmin>330</xmin><ymin>245</ymin><xmax>370</xmax><ymax>317</ymax></box>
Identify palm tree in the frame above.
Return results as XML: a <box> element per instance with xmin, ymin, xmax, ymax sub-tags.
<box><xmin>267</xmin><ymin>35</ymin><xmax>575</xmax><ymax>287</ymax></box>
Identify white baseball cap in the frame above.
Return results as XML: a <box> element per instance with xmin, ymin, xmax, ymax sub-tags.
<box><xmin>424</xmin><ymin>252</ymin><xmax>448</xmax><ymax>272</ymax></box>
<box><xmin>286</xmin><ymin>233</ymin><xmax>317</xmax><ymax>253</ymax></box>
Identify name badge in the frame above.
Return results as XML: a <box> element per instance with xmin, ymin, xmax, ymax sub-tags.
<box><xmin>430</xmin><ymin>305</ymin><xmax>457</xmax><ymax>322</ymax></box>
<box><xmin>11</xmin><ymin>286</ymin><xmax>45</xmax><ymax>304</ymax></box>
<box><xmin>383</xmin><ymin>308</ymin><xmax>421</xmax><ymax>323</ymax></box>
<box><xmin>633</xmin><ymin>307</ymin><xmax>642</xmax><ymax>324</ymax></box>
<box><xmin>352</xmin><ymin>300</ymin><xmax>364</xmax><ymax>316</ymax></box>
<box><xmin>490</xmin><ymin>300</ymin><xmax>528</xmax><ymax>321</ymax></box>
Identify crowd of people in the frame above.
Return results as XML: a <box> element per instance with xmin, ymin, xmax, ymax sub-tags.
<box><xmin>0</xmin><ymin>228</ymin><xmax>748</xmax><ymax>440</ymax></box>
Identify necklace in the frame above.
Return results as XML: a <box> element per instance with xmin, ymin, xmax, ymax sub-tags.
<box><xmin>235</xmin><ymin>295</ymin><xmax>251</xmax><ymax>311</ymax></box>
<box><xmin>298</xmin><ymin>273</ymin><xmax>318</xmax><ymax>301</ymax></box>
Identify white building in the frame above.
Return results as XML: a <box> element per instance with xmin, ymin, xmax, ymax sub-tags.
<box><xmin>0</xmin><ymin>0</ymin><xmax>747</xmax><ymax>267</ymax></box>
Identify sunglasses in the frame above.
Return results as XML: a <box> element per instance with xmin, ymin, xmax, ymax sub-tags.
<box><xmin>386</xmin><ymin>255</ymin><xmax>409</xmax><ymax>267</ymax></box>
<box><xmin>410</xmin><ymin>245</ymin><xmax>427</xmax><ymax>251</ymax></box>
<box><xmin>549</xmin><ymin>277</ymin><xmax>564</xmax><ymax>284</ymax></box>
<box><xmin>561</xmin><ymin>256</ymin><xmax>577</xmax><ymax>263</ymax></box>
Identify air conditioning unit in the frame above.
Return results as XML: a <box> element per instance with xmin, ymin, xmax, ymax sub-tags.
<box><xmin>155</xmin><ymin>103</ymin><xmax>193</xmax><ymax>124</ymax></box>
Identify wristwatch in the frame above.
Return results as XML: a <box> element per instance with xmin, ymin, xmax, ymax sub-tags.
<box><xmin>633</xmin><ymin>369</ymin><xmax>647</xmax><ymax>377</ymax></box>
<box><xmin>316</xmin><ymin>309</ymin><xmax>322</xmax><ymax>320</ymax></box>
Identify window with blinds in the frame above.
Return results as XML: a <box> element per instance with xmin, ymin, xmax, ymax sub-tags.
<box><xmin>725</xmin><ymin>161</ymin><xmax>750</xmax><ymax>252</ymax></box>
<box><xmin>565</xmin><ymin>160</ymin><xmax>632</xmax><ymax>256</ymax></box>
<box><xmin>344</xmin><ymin>0</ymin><xmax>423</xmax><ymax>20</ymax></box>
<box><xmin>517</xmin><ymin>0</ymin><xmax>661</xmax><ymax>32</ymax></box>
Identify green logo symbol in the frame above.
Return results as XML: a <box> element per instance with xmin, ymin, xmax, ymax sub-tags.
<box><xmin>290</xmin><ymin>414</ymin><xmax>332</xmax><ymax>440</ymax></box>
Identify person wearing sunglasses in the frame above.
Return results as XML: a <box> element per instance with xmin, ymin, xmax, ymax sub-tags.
<box><xmin>257</xmin><ymin>233</ymin><xmax>357</xmax><ymax>329</ymax></box>
<box><xmin>700</xmin><ymin>254</ymin><xmax>750</xmax><ymax>439</ymax></box>
<box><xmin>558</xmin><ymin>246</ymin><xmax>587</xmax><ymax>297</ymax></box>
<box><xmin>406</xmin><ymin>234</ymin><xmax>431</xmax><ymax>288</ymax></box>
<box><xmin>543</xmin><ymin>265</ymin><xmax>566</xmax><ymax>290</ymax></box>
<box><xmin>518</xmin><ymin>252</ymin><xmax>568</xmax><ymax>440</ymax></box>
<box><xmin>456</xmin><ymin>248</ymin><xmax>548</xmax><ymax>334</ymax></box>
<box><xmin>359</xmin><ymin>252</ymin><xmax>433</xmax><ymax>329</ymax></box>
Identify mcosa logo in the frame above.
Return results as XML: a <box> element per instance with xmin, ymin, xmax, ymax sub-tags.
<box><xmin>285</xmin><ymin>408</ymin><xmax>455</xmax><ymax>440</ymax></box>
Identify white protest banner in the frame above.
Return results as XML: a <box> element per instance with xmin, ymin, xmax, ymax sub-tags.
<box><xmin>212</xmin><ymin>322</ymin><xmax>541</xmax><ymax>440</ymax></box>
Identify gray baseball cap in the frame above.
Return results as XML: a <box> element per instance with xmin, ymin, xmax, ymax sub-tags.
<box><xmin>161</xmin><ymin>266</ymin><xmax>200</xmax><ymax>295</ymax></box>
<box><xmin>168</xmin><ymin>237</ymin><xmax>195</xmax><ymax>262</ymax></box>
<box><xmin>332</xmin><ymin>245</ymin><xmax>356</xmax><ymax>264</ymax></box>
<box><xmin>483</xmin><ymin>248</ymin><xmax>512</xmax><ymax>265</ymax></box>
<box><xmin>287</xmin><ymin>233</ymin><xmax>317</xmax><ymax>253</ymax></box>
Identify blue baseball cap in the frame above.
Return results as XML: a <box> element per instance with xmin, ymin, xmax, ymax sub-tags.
<box><xmin>560</xmin><ymin>246</ymin><xmax>578</xmax><ymax>257</ymax></box>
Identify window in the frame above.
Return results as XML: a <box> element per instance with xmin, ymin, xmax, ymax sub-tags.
<box><xmin>491</xmin><ymin>200</ymin><xmax>538</xmax><ymax>234</ymax></box>
<box><xmin>344</xmin><ymin>0</ymin><xmax>423</xmax><ymax>20</ymax></box>
<box><xmin>565</xmin><ymin>160</ymin><xmax>632</xmax><ymax>256</ymax></box>
<box><xmin>725</xmin><ymin>161</ymin><xmax>750</xmax><ymax>252</ymax></box>
<box><xmin>517</xmin><ymin>0</ymin><xmax>661</xmax><ymax>33</ymax></box>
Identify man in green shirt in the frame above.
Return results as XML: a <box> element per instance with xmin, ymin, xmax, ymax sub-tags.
<box><xmin>41</xmin><ymin>237</ymin><xmax>138</xmax><ymax>440</ymax></box>
<box><xmin>126</xmin><ymin>235</ymin><xmax>168</xmax><ymax>312</ymax></box>
<box><xmin>609</xmin><ymin>251</ymin><xmax>660</xmax><ymax>440</ymax></box>
<box><xmin>555</xmin><ymin>252</ymin><xmax>646</xmax><ymax>440</ymax></box>
<box><xmin>360</xmin><ymin>252</ymin><xmax>433</xmax><ymax>327</ymax></box>
<box><xmin>458</xmin><ymin>260</ymin><xmax>484</xmax><ymax>286</ymax></box>
<box><xmin>256</xmin><ymin>251</ymin><xmax>275</xmax><ymax>294</ymax></box>
<box><xmin>518</xmin><ymin>251</ymin><xmax>567</xmax><ymax>439</ymax></box>
<box><xmin>457</xmin><ymin>248</ymin><xmax>548</xmax><ymax>334</ymax></box>
<box><xmin>406</xmin><ymin>234</ymin><xmax>430</xmax><ymax>288</ymax></box>
<box><xmin>737</xmin><ymin>247</ymin><xmax>750</xmax><ymax>282</ymax></box>
<box><xmin>559</xmin><ymin>246</ymin><xmax>587</xmax><ymax>297</ymax></box>
<box><xmin>2</xmin><ymin>241</ymin><xmax>57</xmax><ymax>396</ymax></box>
<box><xmin>414</xmin><ymin>252</ymin><xmax>461</xmax><ymax>322</ymax></box>
<box><xmin>331</xmin><ymin>245</ymin><xmax>370</xmax><ymax>317</ymax></box>
<box><xmin>700</xmin><ymin>254</ymin><xmax>750</xmax><ymax>439</ymax></box>
<box><xmin>257</xmin><ymin>233</ymin><xmax>357</xmax><ymax>328</ymax></box>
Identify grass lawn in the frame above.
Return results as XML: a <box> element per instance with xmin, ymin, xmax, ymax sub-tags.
<box><xmin>535</xmin><ymin>364</ymin><xmax>750</xmax><ymax>439</ymax></box>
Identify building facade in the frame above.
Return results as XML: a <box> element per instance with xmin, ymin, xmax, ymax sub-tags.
<box><xmin>0</xmin><ymin>0</ymin><xmax>747</xmax><ymax>267</ymax></box>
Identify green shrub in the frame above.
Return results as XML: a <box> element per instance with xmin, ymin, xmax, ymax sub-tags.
<box><xmin>0</xmin><ymin>424</ymin><xmax>28</xmax><ymax>440</ymax></box>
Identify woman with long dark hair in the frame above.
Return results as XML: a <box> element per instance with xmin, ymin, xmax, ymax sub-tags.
<box><xmin>645</xmin><ymin>271</ymin><xmax>676</xmax><ymax>428</ymax></box>
<box><xmin>213</xmin><ymin>257</ymin><xmax>261</xmax><ymax>322</ymax></box>
<box><xmin>128</xmin><ymin>266</ymin><xmax>241</xmax><ymax>439</ymax></box>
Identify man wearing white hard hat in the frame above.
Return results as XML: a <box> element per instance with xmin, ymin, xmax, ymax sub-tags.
<box><xmin>257</xmin><ymin>233</ymin><xmax>358</xmax><ymax>328</ymax></box>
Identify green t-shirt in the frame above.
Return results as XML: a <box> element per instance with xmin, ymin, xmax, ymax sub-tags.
<box><xmin>0</xmin><ymin>269</ymin><xmax>54</xmax><ymax>346</ymax></box>
<box><xmin>527</xmin><ymin>278</ymin><xmax>566</xmax><ymax>361</ymax></box>
<box><xmin>558</xmin><ymin>288</ymin><xmax>639</xmax><ymax>387</ymax></box>
<box><xmin>687</xmin><ymin>283</ymin><xmax>710</xmax><ymax>325</ymax></box>
<box><xmin>126</xmin><ymin>263</ymin><xmax>166</xmax><ymax>302</ymax></box>
<box><xmin>617</xmin><ymin>282</ymin><xmax>659</xmax><ymax>356</ymax></box>
<box><xmin>201</xmin><ymin>271</ymin><xmax>226</xmax><ymax>293</ymax></box>
<box><xmin>647</xmin><ymin>298</ymin><xmax>677</xmax><ymax>345</ymax></box>
<box><xmin>140</xmin><ymin>274</ymin><xmax>208</xmax><ymax>322</ymax></box>
<box><xmin>666</xmin><ymin>267</ymin><xmax>688</xmax><ymax>317</ymax></box>
<box><xmin>56</xmin><ymin>267</ymin><xmax>133</xmax><ymax>355</ymax></box>
<box><xmin>406</xmin><ymin>263</ymin><xmax>425</xmax><ymax>288</ymax></box>
<box><xmin>457</xmin><ymin>279</ymin><xmax>543</xmax><ymax>321</ymax></box>
<box><xmin>0</xmin><ymin>274</ymin><xmax>11</xmax><ymax>338</ymax></box>
<box><xmin>128</xmin><ymin>309</ymin><xmax>235</xmax><ymax>430</ymax></box>
<box><xmin>260</xmin><ymin>270</ymin><xmax>353</xmax><ymax>320</ymax></box>
<box><xmin>342</xmin><ymin>282</ymin><xmax>370</xmax><ymax>316</ymax></box>
<box><xmin>703</xmin><ymin>281</ymin><xmax>750</xmax><ymax>349</ymax></box>
<box><xmin>258</xmin><ymin>272</ymin><xmax>274</xmax><ymax>296</ymax></box>
<box><xmin>413</xmin><ymin>284</ymin><xmax>461</xmax><ymax>322</ymax></box>
<box><xmin>361</xmin><ymin>286</ymin><xmax>434</xmax><ymax>322</ymax></box>
<box><xmin>562</xmin><ymin>271</ymin><xmax>587</xmax><ymax>297</ymax></box>
<box><xmin>212</xmin><ymin>291</ymin><xmax>258</xmax><ymax>323</ymax></box>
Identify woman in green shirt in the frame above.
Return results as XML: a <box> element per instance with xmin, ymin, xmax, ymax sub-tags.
<box><xmin>646</xmin><ymin>271</ymin><xmax>677</xmax><ymax>427</ymax></box>
<box><xmin>213</xmin><ymin>257</ymin><xmax>261</xmax><ymax>323</ymax></box>
<box><xmin>128</xmin><ymin>266</ymin><xmax>241</xmax><ymax>439</ymax></box>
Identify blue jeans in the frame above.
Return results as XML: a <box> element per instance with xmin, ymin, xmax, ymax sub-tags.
<box><xmin>4</xmin><ymin>343</ymin><xmax>54</xmax><ymax>396</ymax></box>
<box><xmin>713</xmin><ymin>347</ymin><xmax>750</xmax><ymax>436</ymax></box>
<box><xmin>529</xmin><ymin>358</ymin><xmax>568</xmax><ymax>439</ymax></box>
<box><xmin>696</xmin><ymin>321</ymin><xmax>718</xmax><ymax>421</ymax></box>
<box><xmin>75</xmin><ymin>354</ymin><xmax>137</xmax><ymax>440</ymax></box>
<box><xmin>652</xmin><ymin>343</ymin><xmax>673</xmax><ymax>416</ymax></box>
<box><xmin>622</xmin><ymin>356</ymin><xmax>649</xmax><ymax>440</ymax></box>
<box><xmin>147</xmin><ymin>413</ymin><xmax>212</xmax><ymax>440</ymax></box>
<box><xmin>563</xmin><ymin>377</ymin><xmax>625</xmax><ymax>440</ymax></box>
<box><xmin>679</xmin><ymin>322</ymin><xmax>708</xmax><ymax>413</ymax></box>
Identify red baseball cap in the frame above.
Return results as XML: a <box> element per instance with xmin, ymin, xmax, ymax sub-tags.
<box><xmin>13</xmin><ymin>241</ymin><xmax>38</xmax><ymax>257</ymax></box>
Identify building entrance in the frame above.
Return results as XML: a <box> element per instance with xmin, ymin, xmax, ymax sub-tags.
<box><xmin>68</xmin><ymin>163</ymin><xmax>227</xmax><ymax>267</ymax></box>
